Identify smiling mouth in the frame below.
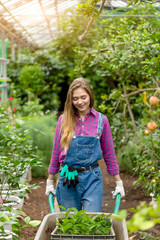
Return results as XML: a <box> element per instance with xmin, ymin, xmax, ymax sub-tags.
<box><xmin>78</xmin><ymin>105</ymin><xmax>85</xmax><ymax>108</ymax></box>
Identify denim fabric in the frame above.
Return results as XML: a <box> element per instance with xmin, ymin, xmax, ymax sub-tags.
<box><xmin>56</xmin><ymin>113</ymin><xmax>103</xmax><ymax>212</ymax></box>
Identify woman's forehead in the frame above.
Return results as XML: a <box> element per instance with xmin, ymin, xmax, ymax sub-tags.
<box><xmin>72</xmin><ymin>87</ymin><xmax>88</xmax><ymax>97</ymax></box>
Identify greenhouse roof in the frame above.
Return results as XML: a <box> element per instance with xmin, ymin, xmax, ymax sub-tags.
<box><xmin>0</xmin><ymin>0</ymin><xmax>79</xmax><ymax>49</ymax></box>
<box><xmin>0</xmin><ymin>0</ymin><xmax>159</xmax><ymax>50</ymax></box>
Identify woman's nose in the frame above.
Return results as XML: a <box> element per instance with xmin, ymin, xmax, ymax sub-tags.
<box><xmin>77</xmin><ymin>98</ymin><xmax>82</xmax><ymax>104</ymax></box>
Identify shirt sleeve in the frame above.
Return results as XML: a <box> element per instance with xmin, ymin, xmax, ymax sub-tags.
<box><xmin>100</xmin><ymin>115</ymin><xmax>119</xmax><ymax>175</ymax></box>
<box><xmin>48</xmin><ymin>115</ymin><xmax>62</xmax><ymax>175</ymax></box>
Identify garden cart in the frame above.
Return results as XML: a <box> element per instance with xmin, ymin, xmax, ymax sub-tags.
<box><xmin>34</xmin><ymin>193</ymin><xmax>129</xmax><ymax>240</ymax></box>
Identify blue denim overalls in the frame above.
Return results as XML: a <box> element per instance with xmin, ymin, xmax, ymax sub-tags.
<box><xmin>56</xmin><ymin>113</ymin><xmax>103</xmax><ymax>212</ymax></box>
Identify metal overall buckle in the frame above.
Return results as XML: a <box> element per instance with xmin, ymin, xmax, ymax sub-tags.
<box><xmin>81</xmin><ymin>167</ymin><xmax>86</xmax><ymax>173</ymax></box>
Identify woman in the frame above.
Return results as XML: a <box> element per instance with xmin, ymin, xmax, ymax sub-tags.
<box><xmin>46</xmin><ymin>77</ymin><xmax>125</xmax><ymax>212</ymax></box>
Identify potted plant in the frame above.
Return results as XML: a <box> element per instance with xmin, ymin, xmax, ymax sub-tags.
<box><xmin>0</xmin><ymin>106</ymin><xmax>41</xmax><ymax>207</ymax></box>
<box><xmin>0</xmin><ymin>206</ymin><xmax>41</xmax><ymax>240</ymax></box>
<box><xmin>0</xmin><ymin>105</ymin><xmax>42</xmax><ymax>239</ymax></box>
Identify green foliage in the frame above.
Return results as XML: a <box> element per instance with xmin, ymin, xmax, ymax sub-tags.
<box><xmin>138</xmin><ymin>231</ymin><xmax>160</xmax><ymax>240</ymax></box>
<box><xmin>117</xmin><ymin>141</ymin><xmax>140</xmax><ymax>174</ymax></box>
<box><xmin>19</xmin><ymin>63</ymin><xmax>44</xmax><ymax>99</ymax></box>
<box><xmin>114</xmin><ymin>197</ymin><xmax>160</xmax><ymax>239</ymax></box>
<box><xmin>6</xmin><ymin>4</ymin><xmax>160</xmax><ymax>184</ymax></box>
<box><xmin>0</xmin><ymin>207</ymin><xmax>41</xmax><ymax>239</ymax></box>
<box><xmin>0</xmin><ymin>106</ymin><xmax>42</xmax><ymax>239</ymax></box>
<box><xmin>127</xmin><ymin>0</ymin><xmax>159</xmax><ymax>6</ymax></box>
<box><xmin>21</xmin><ymin>98</ymin><xmax>44</xmax><ymax>117</ymax></box>
<box><xmin>132</xmin><ymin>92</ymin><xmax>160</xmax><ymax>197</ymax></box>
<box><xmin>0</xmin><ymin>106</ymin><xmax>42</xmax><ymax>199</ymax></box>
<box><xmin>76</xmin><ymin>0</ymin><xmax>100</xmax><ymax>18</ymax></box>
<box><xmin>19</xmin><ymin>113</ymin><xmax>58</xmax><ymax>177</ymax></box>
<box><xmin>127</xmin><ymin>196</ymin><xmax>160</xmax><ymax>233</ymax></box>
<box><xmin>57</xmin><ymin>207</ymin><xmax>112</xmax><ymax>235</ymax></box>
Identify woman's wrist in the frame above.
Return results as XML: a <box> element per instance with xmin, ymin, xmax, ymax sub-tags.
<box><xmin>114</xmin><ymin>174</ymin><xmax>121</xmax><ymax>182</ymax></box>
<box><xmin>48</xmin><ymin>174</ymin><xmax>54</xmax><ymax>181</ymax></box>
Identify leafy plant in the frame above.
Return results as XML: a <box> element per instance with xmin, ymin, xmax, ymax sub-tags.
<box><xmin>133</xmin><ymin>94</ymin><xmax>160</xmax><ymax>197</ymax></box>
<box><xmin>0</xmin><ymin>106</ymin><xmax>42</xmax><ymax>200</ymax></box>
<box><xmin>127</xmin><ymin>196</ymin><xmax>160</xmax><ymax>234</ymax></box>
<box><xmin>114</xmin><ymin>196</ymin><xmax>160</xmax><ymax>239</ymax></box>
<box><xmin>18</xmin><ymin>63</ymin><xmax>44</xmax><ymax>100</ymax></box>
<box><xmin>56</xmin><ymin>207</ymin><xmax>112</xmax><ymax>235</ymax></box>
<box><xmin>117</xmin><ymin>141</ymin><xmax>140</xmax><ymax>174</ymax></box>
<box><xmin>0</xmin><ymin>206</ymin><xmax>41</xmax><ymax>240</ymax></box>
<box><xmin>19</xmin><ymin>113</ymin><xmax>58</xmax><ymax>177</ymax></box>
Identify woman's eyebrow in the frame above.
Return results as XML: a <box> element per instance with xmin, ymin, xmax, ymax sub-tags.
<box><xmin>73</xmin><ymin>94</ymin><xmax>86</xmax><ymax>98</ymax></box>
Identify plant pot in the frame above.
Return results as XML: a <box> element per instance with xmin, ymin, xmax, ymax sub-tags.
<box><xmin>51</xmin><ymin>215</ymin><xmax>115</xmax><ymax>240</ymax></box>
<box><xmin>34</xmin><ymin>212</ymin><xmax>129</xmax><ymax>240</ymax></box>
<box><xmin>1</xmin><ymin>211</ymin><xmax>13</xmax><ymax>232</ymax></box>
<box><xmin>51</xmin><ymin>225</ymin><xmax>115</xmax><ymax>239</ymax></box>
<box><xmin>1</xmin><ymin>195</ymin><xmax>21</xmax><ymax>211</ymax></box>
<box><xmin>0</xmin><ymin>184</ymin><xmax>27</xmax><ymax>210</ymax></box>
<box><xmin>0</xmin><ymin>230</ymin><xmax>13</xmax><ymax>240</ymax></box>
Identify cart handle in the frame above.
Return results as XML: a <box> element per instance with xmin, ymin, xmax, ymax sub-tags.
<box><xmin>113</xmin><ymin>193</ymin><xmax>121</xmax><ymax>214</ymax></box>
<box><xmin>48</xmin><ymin>193</ymin><xmax>55</xmax><ymax>213</ymax></box>
<box><xmin>49</xmin><ymin>193</ymin><xmax>121</xmax><ymax>214</ymax></box>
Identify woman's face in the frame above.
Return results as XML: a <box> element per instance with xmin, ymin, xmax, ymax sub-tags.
<box><xmin>72</xmin><ymin>87</ymin><xmax>90</xmax><ymax>115</ymax></box>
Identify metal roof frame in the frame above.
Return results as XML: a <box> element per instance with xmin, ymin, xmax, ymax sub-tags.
<box><xmin>0</xmin><ymin>0</ymin><xmax>159</xmax><ymax>50</ymax></box>
<box><xmin>0</xmin><ymin>0</ymin><xmax>79</xmax><ymax>49</ymax></box>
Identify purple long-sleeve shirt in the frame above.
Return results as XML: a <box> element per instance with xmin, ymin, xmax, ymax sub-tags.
<box><xmin>48</xmin><ymin>108</ymin><xmax>119</xmax><ymax>175</ymax></box>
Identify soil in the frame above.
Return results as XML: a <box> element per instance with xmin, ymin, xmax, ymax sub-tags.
<box><xmin>20</xmin><ymin>160</ymin><xmax>160</xmax><ymax>240</ymax></box>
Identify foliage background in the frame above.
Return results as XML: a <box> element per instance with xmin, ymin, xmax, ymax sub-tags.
<box><xmin>7</xmin><ymin>4</ymin><xmax>160</xmax><ymax>185</ymax></box>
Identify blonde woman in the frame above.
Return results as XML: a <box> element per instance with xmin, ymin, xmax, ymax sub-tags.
<box><xmin>46</xmin><ymin>77</ymin><xmax>125</xmax><ymax>212</ymax></box>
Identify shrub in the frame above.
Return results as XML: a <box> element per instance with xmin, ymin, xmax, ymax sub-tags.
<box><xmin>19</xmin><ymin>113</ymin><xmax>58</xmax><ymax>178</ymax></box>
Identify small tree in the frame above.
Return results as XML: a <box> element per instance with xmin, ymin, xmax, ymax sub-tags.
<box><xmin>19</xmin><ymin>63</ymin><xmax>44</xmax><ymax>100</ymax></box>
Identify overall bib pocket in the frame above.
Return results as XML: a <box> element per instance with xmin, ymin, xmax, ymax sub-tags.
<box><xmin>76</xmin><ymin>144</ymin><xmax>94</xmax><ymax>162</ymax></box>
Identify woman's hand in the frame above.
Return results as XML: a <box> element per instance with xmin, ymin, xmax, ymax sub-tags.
<box><xmin>45</xmin><ymin>179</ymin><xmax>56</xmax><ymax>196</ymax></box>
<box><xmin>112</xmin><ymin>180</ymin><xmax>125</xmax><ymax>199</ymax></box>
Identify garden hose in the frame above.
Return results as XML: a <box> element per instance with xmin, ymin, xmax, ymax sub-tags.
<box><xmin>113</xmin><ymin>193</ymin><xmax>121</xmax><ymax>214</ymax></box>
<box><xmin>48</xmin><ymin>193</ymin><xmax>55</xmax><ymax>213</ymax></box>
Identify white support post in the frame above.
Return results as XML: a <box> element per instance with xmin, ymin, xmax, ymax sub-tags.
<box><xmin>0</xmin><ymin>37</ymin><xmax>9</xmax><ymax>100</ymax></box>
<box><xmin>11</xmin><ymin>41</ymin><xmax>16</xmax><ymax>61</ymax></box>
<box><xmin>18</xmin><ymin>43</ymin><xmax>21</xmax><ymax>61</ymax></box>
<box><xmin>2</xmin><ymin>38</ymin><xmax>6</xmax><ymax>77</ymax></box>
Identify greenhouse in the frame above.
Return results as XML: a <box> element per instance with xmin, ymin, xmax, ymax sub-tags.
<box><xmin>0</xmin><ymin>0</ymin><xmax>160</xmax><ymax>239</ymax></box>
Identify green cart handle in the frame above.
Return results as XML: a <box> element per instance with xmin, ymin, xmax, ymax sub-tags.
<box><xmin>48</xmin><ymin>193</ymin><xmax>55</xmax><ymax>213</ymax></box>
<box><xmin>114</xmin><ymin>193</ymin><xmax>121</xmax><ymax>214</ymax></box>
<box><xmin>49</xmin><ymin>193</ymin><xmax>121</xmax><ymax>214</ymax></box>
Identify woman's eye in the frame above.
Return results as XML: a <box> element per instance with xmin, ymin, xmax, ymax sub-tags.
<box><xmin>82</xmin><ymin>96</ymin><xmax>86</xmax><ymax>99</ymax></box>
<box><xmin>73</xmin><ymin>98</ymin><xmax>77</xmax><ymax>101</ymax></box>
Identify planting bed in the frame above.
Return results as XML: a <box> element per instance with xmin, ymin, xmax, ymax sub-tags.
<box><xmin>20</xmin><ymin>160</ymin><xmax>159</xmax><ymax>240</ymax></box>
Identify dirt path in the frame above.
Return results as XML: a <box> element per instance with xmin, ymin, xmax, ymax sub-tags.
<box><xmin>20</xmin><ymin>160</ymin><xmax>159</xmax><ymax>239</ymax></box>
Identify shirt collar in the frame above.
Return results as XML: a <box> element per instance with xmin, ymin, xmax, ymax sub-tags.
<box><xmin>75</xmin><ymin>108</ymin><xmax>96</xmax><ymax>117</ymax></box>
<box><xmin>90</xmin><ymin>108</ymin><xmax>96</xmax><ymax>117</ymax></box>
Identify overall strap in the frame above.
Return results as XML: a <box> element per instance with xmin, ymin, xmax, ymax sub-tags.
<box><xmin>97</xmin><ymin>112</ymin><xmax>103</xmax><ymax>138</ymax></box>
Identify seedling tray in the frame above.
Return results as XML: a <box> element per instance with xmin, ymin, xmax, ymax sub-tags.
<box><xmin>51</xmin><ymin>225</ymin><xmax>115</xmax><ymax>240</ymax></box>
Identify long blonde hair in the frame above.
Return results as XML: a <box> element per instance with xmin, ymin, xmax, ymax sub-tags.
<box><xmin>60</xmin><ymin>77</ymin><xmax>94</xmax><ymax>151</ymax></box>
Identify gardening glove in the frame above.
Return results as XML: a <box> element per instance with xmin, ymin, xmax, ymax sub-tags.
<box><xmin>112</xmin><ymin>180</ymin><xmax>125</xmax><ymax>199</ymax></box>
<box><xmin>45</xmin><ymin>179</ymin><xmax>56</xmax><ymax>196</ymax></box>
<box><xmin>60</xmin><ymin>164</ymin><xmax>69</xmax><ymax>177</ymax></box>
<box><xmin>67</xmin><ymin>167</ymin><xmax>78</xmax><ymax>188</ymax></box>
<box><xmin>60</xmin><ymin>165</ymin><xmax>78</xmax><ymax>188</ymax></box>
<box><xmin>60</xmin><ymin>164</ymin><xmax>69</xmax><ymax>186</ymax></box>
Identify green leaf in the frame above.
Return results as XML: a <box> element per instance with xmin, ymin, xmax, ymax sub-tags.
<box><xmin>28</xmin><ymin>220</ymin><xmax>41</xmax><ymax>227</ymax></box>
<box><xmin>24</xmin><ymin>216</ymin><xmax>31</xmax><ymax>224</ymax></box>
